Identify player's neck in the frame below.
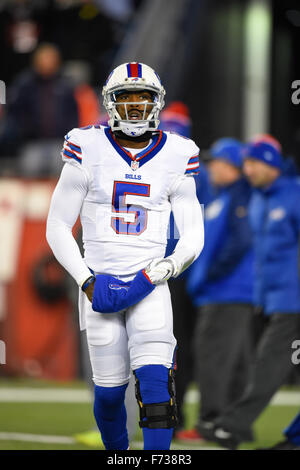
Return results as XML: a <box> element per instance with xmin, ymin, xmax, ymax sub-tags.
<box><xmin>113</xmin><ymin>131</ymin><xmax>152</xmax><ymax>149</ymax></box>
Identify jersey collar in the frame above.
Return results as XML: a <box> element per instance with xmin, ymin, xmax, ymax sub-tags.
<box><xmin>104</xmin><ymin>127</ymin><xmax>167</xmax><ymax>169</ymax></box>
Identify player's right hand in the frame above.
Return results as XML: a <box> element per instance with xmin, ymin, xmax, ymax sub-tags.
<box><xmin>145</xmin><ymin>257</ymin><xmax>177</xmax><ymax>284</ymax></box>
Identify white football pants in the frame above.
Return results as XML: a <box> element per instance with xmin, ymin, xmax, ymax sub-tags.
<box><xmin>78</xmin><ymin>281</ymin><xmax>177</xmax><ymax>387</ymax></box>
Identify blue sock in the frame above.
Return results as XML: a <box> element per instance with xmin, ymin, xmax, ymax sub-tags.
<box><xmin>93</xmin><ymin>383</ymin><xmax>129</xmax><ymax>450</ymax></box>
<box><xmin>135</xmin><ymin>365</ymin><xmax>174</xmax><ymax>450</ymax></box>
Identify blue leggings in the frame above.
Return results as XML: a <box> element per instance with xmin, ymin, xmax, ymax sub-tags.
<box><xmin>94</xmin><ymin>383</ymin><xmax>129</xmax><ymax>450</ymax></box>
<box><xmin>93</xmin><ymin>365</ymin><xmax>175</xmax><ymax>450</ymax></box>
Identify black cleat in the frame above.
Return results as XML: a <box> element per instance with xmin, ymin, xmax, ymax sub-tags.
<box><xmin>211</xmin><ymin>427</ymin><xmax>241</xmax><ymax>450</ymax></box>
<box><xmin>196</xmin><ymin>420</ymin><xmax>216</xmax><ymax>442</ymax></box>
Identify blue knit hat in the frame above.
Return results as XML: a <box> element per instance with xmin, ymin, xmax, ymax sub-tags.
<box><xmin>243</xmin><ymin>141</ymin><xmax>283</xmax><ymax>169</ymax></box>
<box><xmin>209</xmin><ymin>138</ymin><xmax>244</xmax><ymax>168</ymax></box>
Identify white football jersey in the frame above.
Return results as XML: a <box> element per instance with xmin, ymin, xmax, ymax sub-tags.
<box><xmin>58</xmin><ymin>125</ymin><xmax>200</xmax><ymax>277</ymax></box>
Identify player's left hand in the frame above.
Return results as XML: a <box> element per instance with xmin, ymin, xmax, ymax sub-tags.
<box><xmin>145</xmin><ymin>257</ymin><xmax>177</xmax><ymax>285</ymax></box>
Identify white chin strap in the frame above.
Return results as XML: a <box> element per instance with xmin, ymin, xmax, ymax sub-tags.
<box><xmin>119</xmin><ymin>120</ymin><xmax>150</xmax><ymax>137</ymax></box>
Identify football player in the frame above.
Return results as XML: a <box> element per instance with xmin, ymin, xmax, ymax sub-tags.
<box><xmin>46</xmin><ymin>62</ymin><xmax>204</xmax><ymax>450</ymax></box>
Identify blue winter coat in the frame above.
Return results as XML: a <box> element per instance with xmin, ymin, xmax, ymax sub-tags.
<box><xmin>249</xmin><ymin>176</ymin><xmax>300</xmax><ymax>314</ymax></box>
<box><xmin>187</xmin><ymin>178</ymin><xmax>254</xmax><ymax>305</ymax></box>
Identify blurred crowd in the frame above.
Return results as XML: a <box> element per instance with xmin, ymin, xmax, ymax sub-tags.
<box><xmin>0</xmin><ymin>0</ymin><xmax>299</xmax><ymax>450</ymax></box>
<box><xmin>0</xmin><ymin>0</ymin><xmax>141</xmax><ymax>175</ymax></box>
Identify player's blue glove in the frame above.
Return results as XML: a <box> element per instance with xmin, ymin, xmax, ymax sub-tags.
<box><xmin>92</xmin><ymin>269</ymin><xmax>155</xmax><ymax>314</ymax></box>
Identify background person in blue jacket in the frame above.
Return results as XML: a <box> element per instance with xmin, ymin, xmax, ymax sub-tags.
<box><xmin>180</xmin><ymin>138</ymin><xmax>254</xmax><ymax>441</ymax></box>
<box><xmin>209</xmin><ymin>139</ymin><xmax>300</xmax><ymax>449</ymax></box>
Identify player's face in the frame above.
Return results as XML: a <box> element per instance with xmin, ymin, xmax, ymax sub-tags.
<box><xmin>243</xmin><ymin>158</ymin><xmax>279</xmax><ymax>187</ymax></box>
<box><xmin>115</xmin><ymin>90</ymin><xmax>154</xmax><ymax>121</ymax></box>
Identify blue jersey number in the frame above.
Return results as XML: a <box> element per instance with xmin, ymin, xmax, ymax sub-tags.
<box><xmin>111</xmin><ymin>181</ymin><xmax>150</xmax><ymax>235</ymax></box>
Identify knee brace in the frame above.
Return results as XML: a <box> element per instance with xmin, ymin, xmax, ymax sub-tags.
<box><xmin>133</xmin><ymin>364</ymin><xmax>178</xmax><ymax>429</ymax></box>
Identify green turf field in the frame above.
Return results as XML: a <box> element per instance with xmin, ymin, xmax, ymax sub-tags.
<box><xmin>0</xmin><ymin>378</ymin><xmax>298</xmax><ymax>450</ymax></box>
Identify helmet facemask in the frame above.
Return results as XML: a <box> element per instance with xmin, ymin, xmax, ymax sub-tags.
<box><xmin>104</xmin><ymin>87</ymin><xmax>163</xmax><ymax>137</ymax></box>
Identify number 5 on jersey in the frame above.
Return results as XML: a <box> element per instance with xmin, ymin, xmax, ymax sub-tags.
<box><xmin>111</xmin><ymin>181</ymin><xmax>150</xmax><ymax>235</ymax></box>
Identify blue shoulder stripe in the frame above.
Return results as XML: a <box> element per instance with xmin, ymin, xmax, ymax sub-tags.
<box><xmin>185</xmin><ymin>167</ymin><xmax>200</xmax><ymax>175</ymax></box>
<box><xmin>187</xmin><ymin>155</ymin><xmax>199</xmax><ymax>164</ymax></box>
<box><xmin>63</xmin><ymin>149</ymin><xmax>82</xmax><ymax>164</ymax></box>
<box><xmin>67</xmin><ymin>142</ymin><xmax>82</xmax><ymax>153</ymax></box>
